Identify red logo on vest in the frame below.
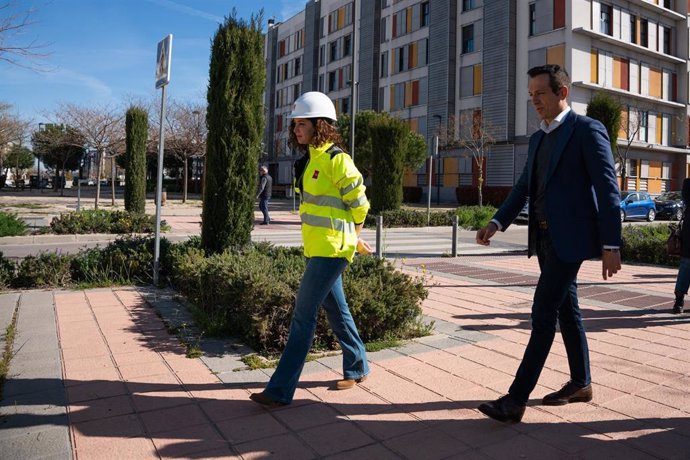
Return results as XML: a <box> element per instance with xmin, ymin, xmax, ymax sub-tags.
<box><xmin>312</xmin><ymin>170</ymin><xmax>320</xmax><ymax>179</ymax></box>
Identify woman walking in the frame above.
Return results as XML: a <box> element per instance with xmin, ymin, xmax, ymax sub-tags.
<box><xmin>672</xmin><ymin>178</ymin><xmax>690</xmax><ymax>314</ymax></box>
<box><xmin>250</xmin><ymin>92</ymin><xmax>372</xmax><ymax>407</ymax></box>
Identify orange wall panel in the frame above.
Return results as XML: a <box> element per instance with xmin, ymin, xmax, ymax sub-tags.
<box><xmin>590</xmin><ymin>50</ymin><xmax>598</xmax><ymax>83</ymax></box>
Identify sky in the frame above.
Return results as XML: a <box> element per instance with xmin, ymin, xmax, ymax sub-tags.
<box><xmin>1</xmin><ymin>0</ymin><xmax>303</xmax><ymax>124</ymax></box>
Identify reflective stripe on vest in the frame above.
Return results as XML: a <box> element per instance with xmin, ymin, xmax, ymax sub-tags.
<box><xmin>301</xmin><ymin>190</ymin><xmax>348</xmax><ymax>211</ymax></box>
<box><xmin>301</xmin><ymin>212</ymin><xmax>355</xmax><ymax>234</ymax></box>
<box><xmin>345</xmin><ymin>194</ymin><xmax>368</xmax><ymax>209</ymax></box>
<box><xmin>339</xmin><ymin>177</ymin><xmax>363</xmax><ymax>196</ymax></box>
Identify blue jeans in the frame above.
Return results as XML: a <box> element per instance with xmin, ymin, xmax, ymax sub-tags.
<box><xmin>675</xmin><ymin>257</ymin><xmax>690</xmax><ymax>294</ymax></box>
<box><xmin>263</xmin><ymin>257</ymin><xmax>369</xmax><ymax>404</ymax></box>
<box><xmin>259</xmin><ymin>198</ymin><xmax>270</xmax><ymax>224</ymax></box>
<box><xmin>508</xmin><ymin>229</ymin><xmax>589</xmax><ymax>405</ymax></box>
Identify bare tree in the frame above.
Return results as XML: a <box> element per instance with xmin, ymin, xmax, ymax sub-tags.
<box><xmin>0</xmin><ymin>103</ymin><xmax>32</xmax><ymax>178</ymax></box>
<box><xmin>439</xmin><ymin>111</ymin><xmax>497</xmax><ymax>207</ymax></box>
<box><xmin>165</xmin><ymin>101</ymin><xmax>207</xmax><ymax>202</ymax></box>
<box><xmin>618</xmin><ymin>107</ymin><xmax>643</xmax><ymax>191</ymax></box>
<box><xmin>55</xmin><ymin>104</ymin><xmax>125</xmax><ymax>209</ymax></box>
<box><xmin>0</xmin><ymin>1</ymin><xmax>50</xmax><ymax>69</ymax></box>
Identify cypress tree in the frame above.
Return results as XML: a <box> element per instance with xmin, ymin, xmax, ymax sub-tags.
<box><xmin>202</xmin><ymin>12</ymin><xmax>265</xmax><ymax>254</ymax></box>
<box><xmin>369</xmin><ymin>117</ymin><xmax>406</xmax><ymax>213</ymax></box>
<box><xmin>124</xmin><ymin>106</ymin><xmax>148</xmax><ymax>214</ymax></box>
<box><xmin>586</xmin><ymin>92</ymin><xmax>622</xmax><ymax>158</ymax></box>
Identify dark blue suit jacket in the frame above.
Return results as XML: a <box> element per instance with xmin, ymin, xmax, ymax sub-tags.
<box><xmin>494</xmin><ymin>109</ymin><xmax>621</xmax><ymax>263</ymax></box>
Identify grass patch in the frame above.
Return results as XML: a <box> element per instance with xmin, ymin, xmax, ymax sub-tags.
<box><xmin>1</xmin><ymin>203</ymin><xmax>49</xmax><ymax>210</ymax></box>
<box><xmin>0</xmin><ymin>303</ymin><xmax>19</xmax><ymax>401</ymax></box>
<box><xmin>365</xmin><ymin>338</ymin><xmax>401</xmax><ymax>353</ymax></box>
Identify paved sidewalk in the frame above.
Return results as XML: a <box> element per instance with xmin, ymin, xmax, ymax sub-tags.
<box><xmin>1</xmin><ymin>255</ymin><xmax>690</xmax><ymax>459</ymax></box>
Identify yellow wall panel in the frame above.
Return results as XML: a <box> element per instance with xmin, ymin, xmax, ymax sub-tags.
<box><xmin>546</xmin><ymin>45</ymin><xmax>565</xmax><ymax>68</ymax></box>
<box><xmin>613</xmin><ymin>58</ymin><xmax>622</xmax><ymax>89</ymax></box>
<box><xmin>338</xmin><ymin>7</ymin><xmax>344</xmax><ymax>29</ymax></box>
<box><xmin>590</xmin><ymin>50</ymin><xmax>598</xmax><ymax>83</ymax></box>
<box><xmin>656</xmin><ymin>114</ymin><xmax>663</xmax><ymax>144</ymax></box>
<box><xmin>404</xmin><ymin>82</ymin><xmax>412</xmax><ymax>106</ymax></box>
<box><xmin>648</xmin><ymin>178</ymin><xmax>662</xmax><ymax>193</ymax></box>
<box><xmin>635</xmin><ymin>17</ymin><xmax>641</xmax><ymax>45</ymax></box>
<box><xmin>443</xmin><ymin>173</ymin><xmax>458</xmax><ymax>187</ymax></box>
<box><xmin>649</xmin><ymin>161</ymin><xmax>662</xmax><ymax>178</ymax></box>
<box><xmin>410</xmin><ymin>43</ymin><xmax>417</xmax><ymax>68</ymax></box>
<box><xmin>406</xmin><ymin>7</ymin><xmax>412</xmax><ymax>32</ymax></box>
<box><xmin>649</xmin><ymin>68</ymin><xmax>662</xmax><ymax>98</ymax></box>
<box><xmin>473</xmin><ymin>64</ymin><xmax>482</xmax><ymax>95</ymax></box>
<box><xmin>618</xmin><ymin>109</ymin><xmax>628</xmax><ymax>139</ymax></box>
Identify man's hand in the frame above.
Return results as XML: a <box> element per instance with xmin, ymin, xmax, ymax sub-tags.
<box><xmin>476</xmin><ymin>222</ymin><xmax>498</xmax><ymax>246</ymax></box>
<box><xmin>357</xmin><ymin>237</ymin><xmax>373</xmax><ymax>255</ymax></box>
<box><xmin>601</xmin><ymin>250</ymin><xmax>621</xmax><ymax>280</ymax></box>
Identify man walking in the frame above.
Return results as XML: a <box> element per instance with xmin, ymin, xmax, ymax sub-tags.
<box><xmin>475</xmin><ymin>65</ymin><xmax>622</xmax><ymax>423</ymax></box>
<box><xmin>257</xmin><ymin>165</ymin><xmax>272</xmax><ymax>225</ymax></box>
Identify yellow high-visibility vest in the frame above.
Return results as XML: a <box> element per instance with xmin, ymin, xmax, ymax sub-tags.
<box><xmin>294</xmin><ymin>142</ymin><xmax>369</xmax><ymax>262</ymax></box>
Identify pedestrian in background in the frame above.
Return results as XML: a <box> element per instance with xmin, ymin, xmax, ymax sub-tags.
<box><xmin>250</xmin><ymin>91</ymin><xmax>372</xmax><ymax>407</ymax></box>
<box><xmin>475</xmin><ymin>65</ymin><xmax>622</xmax><ymax>423</ymax></box>
<box><xmin>257</xmin><ymin>165</ymin><xmax>272</xmax><ymax>225</ymax></box>
<box><xmin>672</xmin><ymin>178</ymin><xmax>690</xmax><ymax>314</ymax></box>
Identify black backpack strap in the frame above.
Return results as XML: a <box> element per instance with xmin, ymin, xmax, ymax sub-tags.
<box><xmin>326</xmin><ymin>144</ymin><xmax>347</xmax><ymax>158</ymax></box>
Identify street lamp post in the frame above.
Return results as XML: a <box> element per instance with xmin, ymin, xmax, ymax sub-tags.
<box><xmin>37</xmin><ymin>123</ymin><xmax>45</xmax><ymax>193</ymax></box>
<box><xmin>349</xmin><ymin>0</ymin><xmax>359</xmax><ymax>161</ymax></box>
<box><xmin>433</xmin><ymin>115</ymin><xmax>443</xmax><ymax>205</ymax></box>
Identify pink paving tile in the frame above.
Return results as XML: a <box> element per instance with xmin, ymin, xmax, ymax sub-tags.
<box><xmin>528</xmin><ymin>422</ymin><xmax>609</xmax><ymax>454</ymax></box>
<box><xmin>151</xmin><ymin>423</ymin><xmax>228</xmax><ymax>458</ymax></box>
<box><xmin>565</xmin><ymin>407</ymin><xmax>648</xmax><ymax>440</ymax></box>
<box><xmin>620</xmin><ymin>364</ymin><xmax>684</xmax><ymax>385</ymax></box>
<box><xmin>297</xmin><ymin>420</ymin><xmax>374</xmax><ymax>457</ymax></box>
<box><xmin>327</xmin><ymin>443</ymin><xmax>402</xmax><ymax>460</ymax></box>
<box><xmin>66</xmin><ymin>380</ymin><xmax>128</xmax><ymax>404</ymax></box>
<box><xmin>637</xmin><ymin>385</ymin><xmax>690</xmax><ymax>412</ymax></box>
<box><xmin>646</xmin><ymin>356</ymin><xmax>690</xmax><ymax>375</ymax></box>
<box><xmin>234</xmin><ymin>433</ymin><xmax>316</xmax><ymax>460</ymax></box>
<box><xmin>125</xmin><ymin>372</ymin><xmax>181</xmax><ymax>394</ymax></box>
<box><xmin>347</xmin><ymin>408</ymin><xmax>428</xmax><ymax>441</ymax></box>
<box><xmin>272</xmin><ymin>400</ymin><xmax>343</xmax><ymax>431</ymax></box>
<box><xmin>63</xmin><ymin>355</ymin><xmax>115</xmax><ymax>374</ymax></box>
<box><xmin>118</xmin><ymin>360</ymin><xmax>173</xmax><ymax>380</ymax></box>
<box><xmin>174</xmin><ymin>369</ymin><xmax>222</xmax><ymax>386</ymax></box>
<box><xmin>215</xmin><ymin>412</ymin><xmax>288</xmax><ymax>444</ymax></box>
<box><xmin>363</xmin><ymin>369</ymin><xmax>442</xmax><ymax>405</ymax></box>
<box><xmin>73</xmin><ymin>413</ymin><xmax>144</xmax><ymax>440</ymax></box>
<box><xmin>60</xmin><ymin>343</ymin><xmax>110</xmax><ymax>361</ymax></box>
<box><xmin>60</xmin><ymin>333</ymin><xmax>107</xmax><ymax>351</ymax></box>
<box><xmin>199</xmin><ymin>397</ymin><xmax>265</xmax><ymax>423</ymax></box>
<box><xmin>64</xmin><ymin>366</ymin><xmax>122</xmax><ymax>385</ymax></box>
<box><xmin>73</xmin><ymin>435</ymin><xmax>158</xmax><ymax>460</ymax></box>
<box><xmin>478</xmin><ymin>433</ymin><xmax>568</xmax><ymax>459</ymax></box>
<box><xmin>622</xmin><ymin>424</ymin><xmax>690</xmax><ymax>459</ymax></box>
<box><xmin>438</xmin><ymin>409</ymin><xmax>521</xmax><ymax>449</ymax></box>
<box><xmin>596</xmin><ymin>372</ymin><xmax>657</xmax><ymax>395</ymax></box>
<box><xmin>574</xmin><ymin>442</ymin><xmax>659</xmax><ymax>460</ymax></box>
<box><xmin>383</xmin><ymin>425</ymin><xmax>472</xmax><ymax>459</ymax></box>
<box><xmin>139</xmin><ymin>403</ymin><xmax>210</xmax><ymax>434</ymax></box>
<box><xmin>602</xmin><ymin>394</ymin><xmax>686</xmax><ymax>420</ymax></box>
<box><xmin>112</xmin><ymin>350</ymin><xmax>163</xmax><ymax>367</ymax></box>
<box><xmin>69</xmin><ymin>394</ymin><xmax>135</xmax><ymax>424</ymax></box>
<box><xmin>131</xmin><ymin>389</ymin><xmax>192</xmax><ymax>413</ymax></box>
<box><xmin>305</xmin><ymin>384</ymin><xmax>390</xmax><ymax>416</ymax></box>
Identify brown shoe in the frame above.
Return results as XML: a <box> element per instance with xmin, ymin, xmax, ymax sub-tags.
<box><xmin>542</xmin><ymin>382</ymin><xmax>593</xmax><ymax>406</ymax></box>
<box><xmin>249</xmin><ymin>392</ymin><xmax>286</xmax><ymax>408</ymax></box>
<box><xmin>478</xmin><ymin>394</ymin><xmax>526</xmax><ymax>423</ymax></box>
<box><xmin>336</xmin><ymin>375</ymin><xmax>367</xmax><ymax>390</ymax></box>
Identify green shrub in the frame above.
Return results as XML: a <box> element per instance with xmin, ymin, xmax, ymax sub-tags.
<box><xmin>364</xmin><ymin>206</ymin><xmax>495</xmax><ymax>230</ymax></box>
<box><xmin>72</xmin><ymin>236</ymin><xmax>169</xmax><ymax>286</ymax></box>
<box><xmin>166</xmin><ymin>242</ymin><xmax>428</xmax><ymax>354</ymax></box>
<box><xmin>0</xmin><ymin>251</ymin><xmax>15</xmax><ymax>290</ymax></box>
<box><xmin>13</xmin><ymin>253</ymin><xmax>72</xmax><ymax>288</ymax></box>
<box><xmin>621</xmin><ymin>224</ymin><xmax>678</xmax><ymax>267</ymax></box>
<box><xmin>0</xmin><ymin>211</ymin><xmax>27</xmax><ymax>237</ymax></box>
<box><xmin>50</xmin><ymin>210</ymin><xmax>168</xmax><ymax>234</ymax></box>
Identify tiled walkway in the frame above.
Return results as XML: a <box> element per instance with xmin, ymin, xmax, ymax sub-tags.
<box><xmin>1</xmin><ymin>254</ymin><xmax>690</xmax><ymax>459</ymax></box>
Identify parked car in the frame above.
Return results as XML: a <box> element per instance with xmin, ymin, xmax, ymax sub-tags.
<box><xmin>654</xmin><ymin>191</ymin><xmax>684</xmax><ymax>221</ymax></box>
<box><xmin>620</xmin><ymin>191</ymin><xmax>656</xmax><ymax>222</ymax></box>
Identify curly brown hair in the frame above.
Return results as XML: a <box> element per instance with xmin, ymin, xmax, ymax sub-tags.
<box><xmin>288</xmin><ymin>118</ymin><xmax>347</xmax><ymax>154</ymax></box>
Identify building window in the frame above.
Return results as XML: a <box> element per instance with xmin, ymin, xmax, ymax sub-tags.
<box><xmin>639</xmin><ymin>111</ymin><xmax>648</xmax><ymax>141</ymax></box>
<box><xmin>341</xmin><ymin>97</ymin><xmax>350</xmax><ymax>115</ymax></box>
<box><xmin>640</xmin><ymin>19</ymin><xmax>648</xmax><ymax>47</ymax></box>
<box><xmin>463</xmin><ymin>0</ymin><xmax>475</xmax><ymax>12</ymax></box>
<box><xmin>328</xmin><ymin>71</ymin><xmax>337</xmax><ymax>92</ymax></box>
<box><xmin>421</xmin><ymin>2</ymin><xmax>430</xmax><ymax>27</ymax></box>
<box><xmin>380</xmin><ymin>51</ymin><xmax>388</xmax><ymax>77</ymax></box>
<box><xmin>293</xmin><ymin>83</ymin><xmax>300</xmax><ymax>102</ymax></box>
<box><xmin>343</xmin><ymin>34</ymin><xmax>352</xmax><ymax>57</ymax></box>
<box><xmin>295</xmin><ymin>57</ymin><xmax>301</xmax><ymax>76</ymax></box>
<box><xmin>663</xmin><ymin>0</ymin><xmax>672</xmax><ymax>8</ymax></box>
<box><xmin>380</xmin><ymin>16</ymin><xmax>388</xmax><ymax>43</ymax></box>
<box><xmin>600</xmin><ymin>4</ymin><xmax>612</xmax><ymax>36</ymax></box>
<box><xmin>462</xmin><ymin>24</ymin><xmax>474</xmax><ymax>54</ymax></box>
<box><xmin>663</xmin><ymin>28</ymin><xmax>671</xmax><ymax>54</ymax></box>
<box><xmin>529</xmin><ymin>3</ymin><xmax>536</xmax><ymax>36</ymax></box>
<box><xmin>329</xmin><ymin>41</ymin><xmax>338</xmax><ymax>62</ymax></box>
<box><xmin>630</xmin><ymin>14</ymin><xmax>637</xmax><ymax>44</ymax></box>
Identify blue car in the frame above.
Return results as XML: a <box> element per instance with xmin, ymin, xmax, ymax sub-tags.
<box><xmin>620</xmin><ymin>191</ymin><xmax>656</xmax><ymax>222</ymax></box>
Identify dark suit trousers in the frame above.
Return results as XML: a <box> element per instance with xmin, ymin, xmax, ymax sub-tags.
<box><xmin>508</xmin><ymin>228</ymin><xmax>591</xmax><ymax>405</ymax></box>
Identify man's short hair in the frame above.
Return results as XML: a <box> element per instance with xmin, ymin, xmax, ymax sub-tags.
<box><xmin>259</xmin><ymin>166</ymin><xmax>268</xmax><ymax>173</ymax></box>
<box><xmin>527</xmin><ymin>64</ymin><xmax>570</xmax><ymax>95</ymax></box>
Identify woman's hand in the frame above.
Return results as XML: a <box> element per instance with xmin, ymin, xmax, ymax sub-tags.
<box><xmin>357</xmin><ymin>237</ymin><xmax>373</xmax><ymax>255</ymax></box>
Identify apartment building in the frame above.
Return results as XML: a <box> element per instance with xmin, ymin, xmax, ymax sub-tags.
<box><xmin>263</xmin><ymin>0</ymin><xmax>690</xmax><ymax>200</ymax></box>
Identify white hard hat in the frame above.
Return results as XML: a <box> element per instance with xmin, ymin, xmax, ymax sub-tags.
<box><xmin>289</xmin><ymin>91</ymin><xmax>337</xmax><ymax>121</ymax></box>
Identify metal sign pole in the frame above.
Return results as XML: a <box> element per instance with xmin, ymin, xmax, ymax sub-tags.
<box><xmin>153</xmin><ymin>34</ymin><xmax>172</xmax><ymax>286</ymax></box>
<box><xmin>153</xmin><ymin>84</ymin><xmax>167</xmax><ymax>286</ymax></box>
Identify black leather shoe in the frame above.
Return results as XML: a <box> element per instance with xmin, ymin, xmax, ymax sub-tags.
<box><xmin>542</xmin><ymin>382</ymin><xmax>592</xmax><ymax>406</ymax></box>
<box><xmin>478</xmin><ymin>395</ymin><xmax>525</xmax><ymax>423</ymax></box>
<box><xmin>249</xmin><ymin>392</ymin><xmax>286</xmax><ymax>408</ymax></box>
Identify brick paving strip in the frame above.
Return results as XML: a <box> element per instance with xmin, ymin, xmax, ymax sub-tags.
<box><xmin>1</xmin><ymin>254</ymin><xmax>689</xmax><ymax>459</ymax></box>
